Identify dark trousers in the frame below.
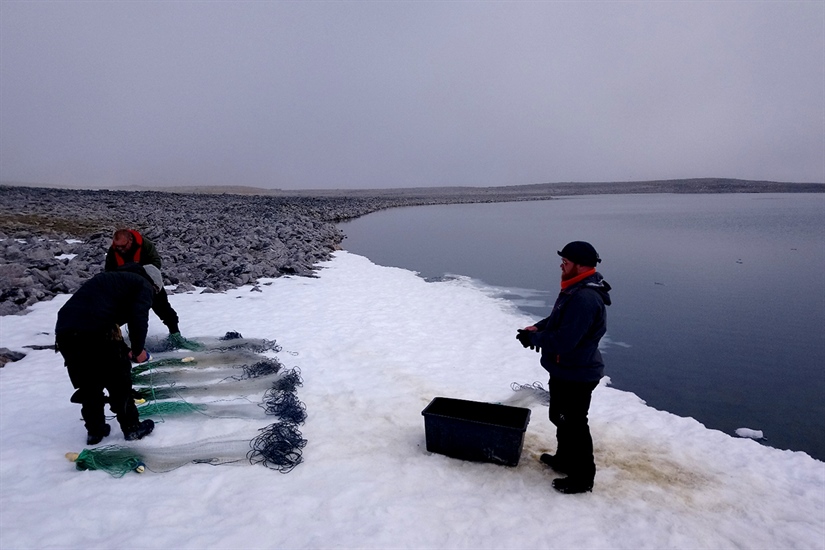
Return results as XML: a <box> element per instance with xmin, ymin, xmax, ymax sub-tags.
<box><xmin>549</xmin><ymin>377</ymin><xmax>599</xmax><ymax>483</ymax></box>
<box><xmin>56</xmin><ymin>329</ymin><xmax>140</xmax><ymax>436</ymax></box>
<box><xmin>152</xmin><ymin>287</ymin><xmax>179</xmax><ymax>334</ymax></box>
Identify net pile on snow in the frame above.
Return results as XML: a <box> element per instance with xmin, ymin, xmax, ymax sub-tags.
<box><xmin>248</xmin><ymin>421</ymin><xmax>307</xmax><ymax>473</ymax></box>
<box><xmin>135</xmin><ymin>369</ymin><xmax>305</xmax><ymax>422</ymax></box>
<box><xmin>73</xmin><ymin>446</ymin><xmax>145</xmax><ymax>478</ymax></box>
<box><xmin>232</xmin><ymin>358</ymin><xmax>283</xmax><ymax>380</ymax></box>
<box><xmin>138</xmin><ymin>399</ymin><xmax>269</xmax><ymax>419</ymax></box>
<box><xmin>253</xmin><ymin>367</ymin><xmax>308</xmax><ymax>471</ymax></box>
<box><xmin>137</xmin><ymin>400</ymin><xmax>208</xmax><ymax>417</ymax></box>
<box><xmin>268</xmin><ymin>368</ymin><xmax>303</xmax><ymax>392</ymax></box>
<box><xmin>72</xmin><ymin>422</ymin><xmax>307</xmax><ymax>475</ymax></box>
<box><xmin>132</xmin><ymin>356</ymin><xmax>284</xmax><ymax>386</ymax></box>
<box><xmin>131</xmin><ymin>349</ymin><xmax>265</xmax><ymax>375</ymax></box>
<box><xmin>72</xmin><ymin>437</ymin><xmax>253</xmax><ymax>475</ymax></box>
<box><xmin>510</xmin><ymin>381</ymin><xmax>550</xmax><ymax>405</ymax></box>
<box><xmin>260</xmin><ymin>369</ymin><xmax>306</xmax><ymax>424</ymax></box>
<box><xmin>132</xmin><ymin>375</ymin><xmax>283</xmax><ymax>401</ymax></box>
<box><xmin>144</xmin><ymin>331</ymin><xmax>282</xmax><ymax>354</ymax></box>
<box><xmin>71</xmin><ymin>331</ymin><xmax>308</xmax><ymax>476</ymax></box>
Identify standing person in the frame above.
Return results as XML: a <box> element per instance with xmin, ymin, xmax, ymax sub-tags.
<box><xmin>55</xmin><ymin>266</ymin><xmax>161</xmax><ymax>444</ymax></box>
<box><xmin>517</xmin><ymin>241</ymin><xmax>612</xmax><ymax>494</ymax></box>
<box><xmin>105</xmin><ymin>228</ymin><xmax>194</xmax><ymax>349</ymax></box>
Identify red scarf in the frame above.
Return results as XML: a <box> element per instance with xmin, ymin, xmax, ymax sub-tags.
<box><xmin>560</xmin><ymin>267</ymin><xmax>596</xmax><ymax>290</ymax></box>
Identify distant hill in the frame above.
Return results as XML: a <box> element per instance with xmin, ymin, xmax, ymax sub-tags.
<box><xmin>2</xmin><ymin>178</ymin><xmax>822</xmax><ymax>200</ymax></box>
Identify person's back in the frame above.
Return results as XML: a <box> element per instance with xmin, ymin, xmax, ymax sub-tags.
<box><xmin>55</xmin><ymin>269</ymin><xmax>157</xmax><ymax>445</ymax></box>
<box><xmin>56</xmin><ymin>271</ymin><xmax>153</xmax><ymax>339</ymax></box>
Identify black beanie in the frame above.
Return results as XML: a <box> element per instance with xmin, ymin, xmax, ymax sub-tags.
<box><xmin>557</xmin><ymin>241</ymin><xmax>601</xmax><ymax>267</ymax></box>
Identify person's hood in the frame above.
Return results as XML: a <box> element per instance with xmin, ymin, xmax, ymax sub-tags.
<box><xmin>582</xmin><ymin>272</ymin><xmax>612</xmax><ymax>306</ymax></box>
<box><xmin>116</xmin><ymin>262</ymin><xmax>162</xmax><ymax>293</ymax></box>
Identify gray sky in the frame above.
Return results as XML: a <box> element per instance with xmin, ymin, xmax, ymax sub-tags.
<box><xmin>1</xmin><ymin>1</ymin><xmax>823</xmax><ymax>190</ymax></box>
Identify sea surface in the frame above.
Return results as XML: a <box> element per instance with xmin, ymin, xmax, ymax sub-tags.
<box><xmin>339</xmin><ymin>193</ymin><xmax>825</xmax><ymax>461</ymax></box>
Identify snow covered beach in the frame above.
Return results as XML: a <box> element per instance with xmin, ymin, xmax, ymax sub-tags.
<box><xmin>1</xmin><ymin>251</ymin><xmax>823</xmax><ymax>549</ymax></box>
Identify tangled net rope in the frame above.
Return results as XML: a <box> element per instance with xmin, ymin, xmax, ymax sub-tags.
<box><xmin>510</xmin><ymin>381</ymin><xmax>550</xmax><ymax>405</ymax></box>
<box><xmin>232</xmin><ymin>358</ymin><xmax>283</xmax><ymax>380</ymax></box>
<box><xmin>262</xmin><ymin>391</ymin><xmax>307</xmax><ymax>424</ymax></box>
<box><xmin>268</xmin><ymin>368</ymin><xmax>303</xmax><ymax>393</ymax></box>
<box><xmin>259</xmin><ymin>368</ymin><xmax>306</xmax><ymax>423</ymax></box>
<box><xmin>248</xmin><ymin>422</ymin><xmax>307</xmax><ymax>473</ymax></box>
<box><xmin>212</xmin><ymin>332</ymin><xmax>282</xmax><ymax>354</ymax></box>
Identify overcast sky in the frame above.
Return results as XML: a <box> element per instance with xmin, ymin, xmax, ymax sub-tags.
<box><xmin>1</xmin><ymin>1</ymin><xmax>823</xmax><ymax>190</ymax></box>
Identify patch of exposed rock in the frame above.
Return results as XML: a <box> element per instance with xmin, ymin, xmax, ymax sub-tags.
<box><xmin>0</xmin><ymin>186</ymin><xmax>356</xmax><ymax>315</ymax></box>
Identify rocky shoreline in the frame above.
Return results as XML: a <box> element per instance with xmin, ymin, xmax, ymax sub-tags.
<box><xmin>1</xmin><ymin>179</ymin><xmax>822</xmax><ymax>317</ymax></box>
<box><xmin>0</xmin><ymin>186</ymin><xmax>349</xmax><ymax>316</ymax></box>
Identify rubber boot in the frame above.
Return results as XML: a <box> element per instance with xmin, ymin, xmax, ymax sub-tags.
<box><xmin>124</xmin><ymin>419</ymin><xmax>155</xmax><ymax>441</ymax></box>
<box><xmin>86</xmin><ymin>423</ymin><xmax>111</xmax><ymax>445</ymax></box>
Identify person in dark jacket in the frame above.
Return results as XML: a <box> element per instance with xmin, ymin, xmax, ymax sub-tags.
<box><xmin>105</xmin><ymin>228</ymin><xmax>181</xmax><ymax>336</ymax></box>
<box><xmin>517</xmin><ymin>241</ymin><xmax>612</xmax><ymax>494</ymax></box>
<box><xmin>55</xmin><ymin>266</ymin><xmax>161</xmax><ymax>445</ymax></box>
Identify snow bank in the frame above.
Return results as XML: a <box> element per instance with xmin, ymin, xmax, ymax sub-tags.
<box><xmin>1</xmin><ymin>252</ymin><xmax>822</xmax><ymax>549</ymax></box>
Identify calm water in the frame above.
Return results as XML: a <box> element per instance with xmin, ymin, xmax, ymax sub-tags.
<box><xmin>340</xmin><ymin>194</ymin><xmax>825</xmax><ymax>461</ymax></box>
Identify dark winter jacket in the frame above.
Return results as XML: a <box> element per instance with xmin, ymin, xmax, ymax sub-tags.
<box><xmin>55</xmin><ymin>271</ymin><xmax>154</xmax><ymax>356</ymax></box>
<box><xmin>104</xmin><ymin>230</ymin><xmax>162</xmax><ymax>271</ymax></box>
<box><xmin>530</xmin><ymin>272</ymin><xmax>612</xmax><ymax>382</ymax></box>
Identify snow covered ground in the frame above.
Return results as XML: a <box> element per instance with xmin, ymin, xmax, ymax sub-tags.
<box><xmin>1</xmin><ymin>251</ymin><xmax>823</xmax><ymax>549</ymax></box>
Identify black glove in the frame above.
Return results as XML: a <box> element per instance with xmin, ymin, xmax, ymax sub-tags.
<box><xmin>517</xmin><ymin>329</ymin><xmax>541</xmax><ymax>353</ymax></box>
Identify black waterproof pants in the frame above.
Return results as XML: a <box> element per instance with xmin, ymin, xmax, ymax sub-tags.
<box><xmin>549</xmin><ymin>377</ymin><xmax>599</xmax><ymax>484</ymax></box>
<box><xmin>56</xmin><ymin>329</ymin><xmax>140</xmax><ymax>437</ymax></box>
<box><xmin>152</xmin><ymin>288</ymin><xmax>179</xmax><ymax>334</ymax></box>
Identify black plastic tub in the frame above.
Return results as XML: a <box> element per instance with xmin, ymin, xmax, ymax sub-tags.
<box><xmin>421</xmin><ymin>397</ymin><xmax>531</xmax><ymax>467</ymax></box>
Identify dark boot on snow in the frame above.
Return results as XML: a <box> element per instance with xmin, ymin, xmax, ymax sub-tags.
<box><xmin>86</xmin><ymin>423</ymin><xmax>111</xmax><ymax>445</ymax></box>
<box><xmin>124</xmin><ymin>419</ymin><xmax>154</xmax><ymax>441</ymax></box>
<box><xmin>552</xmin><ymin>476</ymin><xmax>593</xmax><ymax>495</ymax></box>
<box><xmin>540</xmin><ymin>453</ymin><xmax>571</xmax><ymax>475</ymax></box>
